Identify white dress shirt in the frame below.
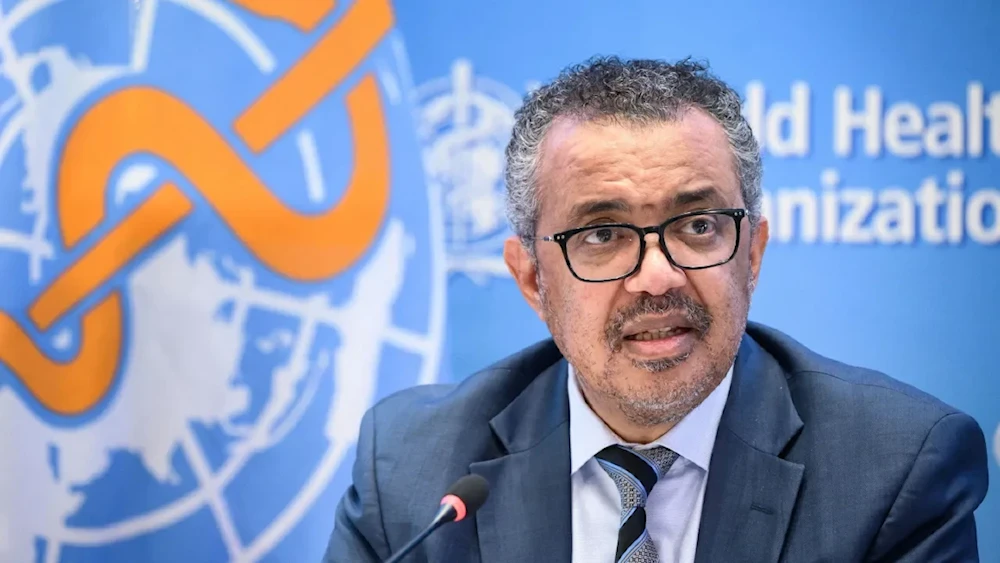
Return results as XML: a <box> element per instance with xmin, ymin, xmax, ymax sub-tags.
<box><xmin>569</xmin><ymin>363</ymin><xmax>733</xmax><ymax>563</ymax></box>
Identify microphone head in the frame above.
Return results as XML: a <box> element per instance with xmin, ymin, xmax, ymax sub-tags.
<box><xmin>440</xmin><ymin>474</ymin><xmax>490</xmax><ymax>522</ymax></box>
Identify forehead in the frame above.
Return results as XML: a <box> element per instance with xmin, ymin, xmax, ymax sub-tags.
<box><xmin>536</xmin><ymin>109</ymin><xmax>740</xmax><ymax>226</ymax></box>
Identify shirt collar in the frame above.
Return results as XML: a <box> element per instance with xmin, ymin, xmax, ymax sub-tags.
<box><xmin>568</xmin><ymin>361</ymin><xmax>733</xmax><ymax>474</ymax></box>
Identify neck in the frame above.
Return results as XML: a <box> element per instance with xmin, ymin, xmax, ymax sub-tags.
<box><xmin>576</xmin><ymin>377</ymin><xmax>676</xmax><ymax>445</ymax></box>
<box><xmin>609</xmin><ymin>418</ymin><xmax>674</xmax><ymax>445</ymax></box>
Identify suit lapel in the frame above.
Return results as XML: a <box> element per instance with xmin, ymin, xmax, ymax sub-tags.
<box><xmin>695</xmin><ymin>333</ymin><xmax>805</xmax><ymax>563</ymax></box>
<box><xmin>470</xmin><ymin>358</ymin><xmax>572</xmax><ymax>563</ymax></box>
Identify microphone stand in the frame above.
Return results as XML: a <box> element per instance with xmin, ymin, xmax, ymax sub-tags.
<box><xmin>384</xmin><ymin>503</ymin><xmax>457</xmax><ymax>563</ymax></box>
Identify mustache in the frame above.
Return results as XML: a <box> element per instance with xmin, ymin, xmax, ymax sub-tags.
<box><xmin>604</xmin><ymin>292</ymin><xmax>713</xmax><ymax>351</ymax></box>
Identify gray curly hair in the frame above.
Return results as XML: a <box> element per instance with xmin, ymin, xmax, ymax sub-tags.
<box><xmin>503</xmin><ymin>56</ymin><xmax>762</xmax><ymax>246</ymax></box>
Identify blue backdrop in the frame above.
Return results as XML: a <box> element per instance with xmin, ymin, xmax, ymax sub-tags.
<box><xmin>0</xmin><ymin>0</ymin><xmax>993</xmax><ymax>561</ymax></box>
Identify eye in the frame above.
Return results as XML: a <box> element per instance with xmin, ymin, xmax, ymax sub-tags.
<box><xmin>582</xmin><ymin>227</ymin><xmax>619</xmax><ymax>245</ymax></box>
<box><xmin>680</xmin><ymin>216</ymin><xmax>717</xmax><ymax>236</ymax></box>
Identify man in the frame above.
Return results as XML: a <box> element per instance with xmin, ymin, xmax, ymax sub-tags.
<box><xmin>325</xmin><ymin>57</ymin><xmax>989</xmax><ymax>562</ymax></box>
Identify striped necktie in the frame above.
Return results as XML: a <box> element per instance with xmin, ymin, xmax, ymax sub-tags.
<box><xmin>594</xmin><ymin>444</ymin><xmax>679</xmax><ymax>563</ymax></box>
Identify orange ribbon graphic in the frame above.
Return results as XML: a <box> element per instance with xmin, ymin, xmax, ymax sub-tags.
<box><xmin>0</xmin><ymin>0</ymin><xmax>394</xmax><ymax>416</ymax></box>
<box><xmin>231</xmin><ymin>0</ymin><xmax>337</xmax><ymax>31</ymax></box>
<box><xmin>0</xmin><ymin>294</ymin><xmax>124</xmax><ymax>416</ymax></box>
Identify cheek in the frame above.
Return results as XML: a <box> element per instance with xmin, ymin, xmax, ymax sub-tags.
<box><xmin>693</xmin><ymin>269</ymin><xmax>749</xmax><ymax>324</ymax></box>
<box><xmin>544</xmin><ymin>277</ymin><xmax>618</xmax><ymax>347</ymax></box>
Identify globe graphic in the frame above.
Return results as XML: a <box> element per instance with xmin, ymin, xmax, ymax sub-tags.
<box><xmin>0</xmin><ymin>2</ymin><xmax>445</xmax><ymax>562</ymax></box>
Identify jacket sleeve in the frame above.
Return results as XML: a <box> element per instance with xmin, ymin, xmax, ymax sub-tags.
<box><xmin>322</xmin><ymin>407</ymin><xmax>389</xmax><ymax>562</ymax></box>
<box><xmin>866</xmin><ymin>412</ymin><xmax>990</xmax><ymax>562</ymax></box>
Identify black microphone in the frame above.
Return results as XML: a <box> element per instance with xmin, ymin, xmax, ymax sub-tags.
<box><xmin>384</xmin><ymin>474</ymin><xmax>490</xmax><ymax>563</ymax></box>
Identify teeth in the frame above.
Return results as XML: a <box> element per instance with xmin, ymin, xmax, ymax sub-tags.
<box><xmin>631</xmin><ymin>327</ymin><xmax>685</xmax><ymax>341</ymax></box>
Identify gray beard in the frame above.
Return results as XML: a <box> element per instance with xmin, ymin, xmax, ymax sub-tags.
<box><xmin>593</xmin><ymin>277</ymin><xmax>755</xmax><ymax>428</ymax></box>
<box><xmin>608</xmin><ymin>369</ymin><xmax>720</xmax><ymax>428</ymax></box>
<box><xmin>540</xmin><ymin>268</ymin><xmax>756</xmax><ymax>429</ymax></box>
<box><xmin>630</xmin><ymin>352</ymin><xmax>691</xmax><ymax>373</ymax></box>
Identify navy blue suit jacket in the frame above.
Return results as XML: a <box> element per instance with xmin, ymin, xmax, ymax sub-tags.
<box><xmin>324</xmin><ymin>322</ymin><xmax>990</xmax><ymax>562</ymax></box>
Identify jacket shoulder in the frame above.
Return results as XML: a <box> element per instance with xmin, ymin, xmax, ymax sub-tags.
<box><xmin>366</xmin><ymin>338</ymin><xmax>565</xmax><ymax>446</ymax></box>
<box><xmin>745</xmin><ymin>322</ymin><xmax>989</xmax><ymax>562</ymax></box>
<box><xmin>747</xmin><ymin>321</ymin><xmax>963</xmax><ymax>421</ymax></box>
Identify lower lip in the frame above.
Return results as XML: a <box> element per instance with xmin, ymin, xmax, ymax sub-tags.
<box><xmin>622</xmin><ymin>329</ymin><xmax>696</xmax><ymax>358</ymax></box>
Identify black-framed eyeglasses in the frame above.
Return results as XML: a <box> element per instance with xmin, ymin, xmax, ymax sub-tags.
<box><xmin>531</xmin><ymin>208</ymin><xmax>747</xmax><ymax>283</ymax></box>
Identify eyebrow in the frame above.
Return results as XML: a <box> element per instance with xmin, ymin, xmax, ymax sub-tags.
<box><xmin>565</xmin><ymin>186</ymin><xmax>729</xmax><ymax>226</ymax></box>
<box><xmin>565</xmin><ymin>199</ymin><xmax>633</xmax><ymax>226</ymax></box>
<box><xmin>670</xmin><ymin>186</ymin><xmax>726</xmax><ymax>208</ymax></box>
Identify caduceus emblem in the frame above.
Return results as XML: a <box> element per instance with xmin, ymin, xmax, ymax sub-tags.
<box><xmin>415</xmin><ymin>58</ymin><xmax>531</xmax><ymax>283</ymax></box>
<box><xmin>0</xmin><ymin>1</ymin><xmax>446</xmax><ymax>562</ymax></box>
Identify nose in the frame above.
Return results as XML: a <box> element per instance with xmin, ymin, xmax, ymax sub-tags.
<box><xmin>622</xmin><ymin>233</ymin><xmax>687</xmax><ymax>295</ymax></box>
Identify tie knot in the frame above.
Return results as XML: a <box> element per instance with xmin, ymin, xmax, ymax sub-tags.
<box><xmin>594</xmin><ymin>445</ymin><xmax>678</xmax><ymax>510</ymax></box>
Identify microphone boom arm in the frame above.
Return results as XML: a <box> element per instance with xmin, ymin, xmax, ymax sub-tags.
<box><xmin>384</xmin><ymin>504</ymin><xmax>456</xmax><ymax>563</ymax></box>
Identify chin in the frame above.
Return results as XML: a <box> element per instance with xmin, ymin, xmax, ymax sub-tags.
<box><xmin>626</xmin><ymin>358</ymin><xmax>706</xmax><ymax>389</ymax></box>
<box><xmin>611</xmin><ymin>374</ymin><xmax>715</xmax><ymax>428</ymax></box>
<box><xmin>629</xmin><ymin>352</ymin><xmax>693</xmax><ymax>373</ymax></box>
<box><xmin>618</xmin><ymin>356</ymin><xmax>723</xmax><ymax>406</ymax></box>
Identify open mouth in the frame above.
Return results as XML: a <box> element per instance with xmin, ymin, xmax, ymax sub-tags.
<box><xmin>618</xmin><ymin>319</ymin><xmax>699</xmax><ymax>359</ymax></box>
<box><xmin>625</xmin><ymin>327</ymin><xmax>692</xmax><ymax>341</ymax></box>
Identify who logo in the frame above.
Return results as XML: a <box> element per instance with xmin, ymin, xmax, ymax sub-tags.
<box><xmin>0</xmin><ymin>1</ymin><xmax>445</xmax><ymax>562</ymax></box>
<box><xmin>415</xmin><ymin>58</ymin><xmax>532</xmax><ymax>284</ymax></box>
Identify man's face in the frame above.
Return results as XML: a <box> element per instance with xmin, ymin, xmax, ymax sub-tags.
<box><xmin>505</xmin><ymin>108</ymin><xmax>769</xmax><ymax>430</ymax></box>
